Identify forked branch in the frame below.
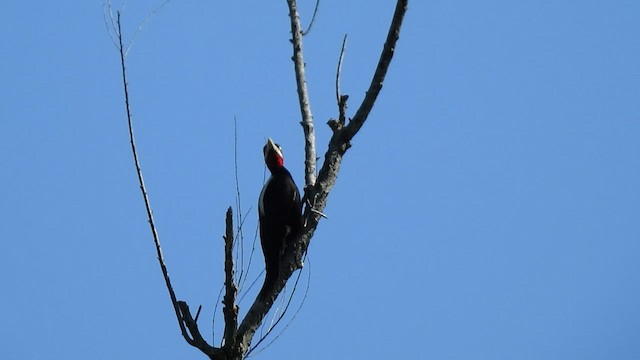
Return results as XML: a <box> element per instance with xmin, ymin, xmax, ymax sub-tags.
<box><xmin>302</xmin><ymin>0</ymin><xmax>408</xmax><ymax>250</ymax></box>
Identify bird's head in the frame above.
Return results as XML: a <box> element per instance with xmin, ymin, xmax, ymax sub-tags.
<box><xmin>263</xmin><ymin>137</ymin><xmax>284</xmax><ymax>171</ymax></box>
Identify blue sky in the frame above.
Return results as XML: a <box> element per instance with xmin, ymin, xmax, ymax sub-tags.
<box><xmin>1</xmin><ymin>1</ymin><xmax>639</xmax><ymax>359</ymax></box>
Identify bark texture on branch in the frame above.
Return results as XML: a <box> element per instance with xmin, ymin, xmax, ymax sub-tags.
<box><xmin>287</xmin><ymin>0</ymin><xmax>317</xmax><ymax>189</ymax></box>
<box><xmin>222</xmin><ymin>207</ymin><xmax>238</xmax><ymax>351</ymax></box>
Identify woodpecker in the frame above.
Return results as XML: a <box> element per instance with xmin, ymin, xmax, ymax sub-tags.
<box><xmin>258</xmin><ymin>138</ymin><xmax>302</xmax><ymax>300</ymax></box>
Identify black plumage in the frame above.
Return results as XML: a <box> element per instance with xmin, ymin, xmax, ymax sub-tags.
<box><xmin>258</xmin><ymin>138</ymin><xmax>302</xmax><ymax>300</ymax></box>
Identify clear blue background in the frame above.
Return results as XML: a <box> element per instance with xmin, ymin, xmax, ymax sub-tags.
<box><xmin>1</xmin><ymin>1</ymin><xmax>639</xmax><ymax>359</ymax></box>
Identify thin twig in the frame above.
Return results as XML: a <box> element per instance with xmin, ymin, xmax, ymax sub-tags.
<box><xmin>235</xmin><ymin>206</ymin><xmax>253</xmax><ymax>294</ymax></box>
<box><xmin>335</xmin><ymin>34</ymin><xmax>347</xmax><ymax>104</ymax></box>
<box><xmin>108</xmin><ymin>0</ymin><xmax>118</xmax><ymax>37</ymax></box>
<box><xmin>239</xmin><ymin>271</ymin><xmax>264</xmax><ymax>304</ymax></box>
<box><xmin>335</xmin><ymin>34</ymin><xmax>349</xmax><ymax>125</ymax></box>
<box><xmin>212</xmin><ymin>283</ymin><xmax>224</xmax><ymax>345</ymax></box>
<box><xmin>247</xmin><ymin>254</ymin><xmax>310</xmax><ymax>356</ymax></box>
<box><xmin>302</xmin><ymin>0</ymin><xmax>320</xmax><ymax>36</ymax></box>
<box><xmin>238</xmin><ymin>163</ymin><xmax>266</xmax><ymax>294</ymax></box>
<box><xmin>124</xmin><ymin>0</ymin><xmax>172</xmax><ymax>57</ymax></box>
<box><xmin>233</xmin><ymin>116</ymin><xmax>245</xmax><ymax>286</ymax></box>
<box><xmin>102</xmin><ymin>1</ymin><xmax>118</xmax><ymax>50</ymax></box>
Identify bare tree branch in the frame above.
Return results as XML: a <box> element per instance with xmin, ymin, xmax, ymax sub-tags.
<box><xmin>344</xmin><ymin>0</ymin><xmax>408</xmax><ymax>140</ymax></box>
<box><xmin>177</xmin><ymin>301</ymin><xmax>224</xmax><ymax>358</ymax></box>
<box><xmin>303</xmin><ymin>0</ymin><xmax>408</xmax><ymax>254</ymax></box>
<box><xmin>287</xmin><ymin>0</ymin><xmax>317</xmax><ymax>189</ymax></box>
<box><xmin>116</xmin><ymin>10</ymin><xmax>191</xmax><ymax>346</ymax></box>
<box><xmin>222</xmin><ymin>207</ymin><xmax>239</xmax><ymax>351</ymax></box>
<box><xmin>116</xmin><ymin>10</ymin><xmax>225</xmax><ymax>360</ymax></box>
